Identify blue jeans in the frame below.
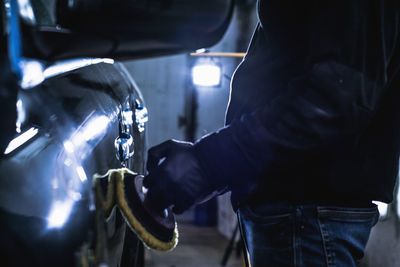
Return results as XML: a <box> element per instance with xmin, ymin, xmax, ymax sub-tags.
<box><xmin>237</xmin><ymin>203</ymin><xmax>379</xmax><ymax>267</ymax></box>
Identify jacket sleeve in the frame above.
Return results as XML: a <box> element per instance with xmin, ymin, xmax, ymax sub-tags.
<box><xmin>194</xmin><ymin>59</ymin><xmax>381</xmax><ymax>196</ymax></box>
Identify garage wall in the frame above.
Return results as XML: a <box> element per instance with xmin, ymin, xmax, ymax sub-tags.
<box><xmin>123</xmin><ymin>3</ymin><xmax>258</xmax><ymax>231</ymax></box>
<box><xmin>124</xmin><ymin>4</ymin><xmax>257</xmax><ymax>148</ymax></box>
<box><xmin>124</xmin><ymin>55</ymin><xmax>187</xmax><ymax>147</ymax></box>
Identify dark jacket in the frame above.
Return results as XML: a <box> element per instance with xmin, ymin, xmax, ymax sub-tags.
<box><xmin>195</xmin><ymin>0</ymin><xmax>400</xmax><ymax>207</ymax></box>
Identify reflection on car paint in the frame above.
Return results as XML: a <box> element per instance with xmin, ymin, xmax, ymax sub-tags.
<box><xmin>4</xmin><ymin>126</ymin><xmax>38</xmax><ymax>154</ymax></box>
<box><xmin>47</xmin><ymin>114</ymin><xmax>112</xmax><ymax>229</ymax></box>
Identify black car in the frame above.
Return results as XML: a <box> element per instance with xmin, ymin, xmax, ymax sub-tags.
<box><xmin>0</xmin><ymin>0</ymin><xmax>232</xmax><ymax>266</ymax></box>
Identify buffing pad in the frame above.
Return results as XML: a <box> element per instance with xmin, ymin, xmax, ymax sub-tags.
<box><xmin>93</xmin><ymin>169</ymin><xmax>117</xmax><ymax>218</ymax></box>
<box><xmin>93</xmin><ymin>168</ymin><xmax>178</xmax><ymax>251</ymax></box>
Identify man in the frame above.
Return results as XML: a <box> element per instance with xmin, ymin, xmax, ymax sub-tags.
<box><xmin>144</xmin><ymin>1</ymin><xmax>400</xmax><ymax>266</ymax></box>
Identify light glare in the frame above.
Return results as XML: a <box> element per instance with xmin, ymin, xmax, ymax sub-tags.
<box><xmin>47</xmin><ymin>199</ymin><xmax>74</xmax><ymax>229</ymax></box>
<box><xmin>17</xmin><ymin>0</ymin><xmax>36</xmax><ymax>24</ymax></box>
<box><xmin>397</xmin><ymin>185</ymin><xmax>400</xmax><ymax>217</ymax></box>
<box><xmin>4</xmin><ymin>127</ymin><xmax>38</xmax><ymax>154</ymax></box>
<box><xmin>19</xmin><ymin>60</ymin><xmax>44</xmax><ymax>89</ymax></box>
<box><xmin>16</xmin><ymin>99</ymin><xmax>25</xmax><ymax>133</ymax></box>
<box><xmin>63</xmin><ymin>141</ymin><xmax>75</xmax><ymax>153</ymax></box>
<box><xmin>195</xmin><ymin>48</ymin><xmax>207</xmax><ymax>54</ymax></box>
<box><xmin>192</xmin><ymin>63</ymin><xmax>221</xmax><ymax>87</ymax></box>
<box><xmin>65</xmin><ymin>115</ymin><xmax>110</xmax><ymax>150</ymax></box>
<box><xmin>373</xmin><ymin>201</ymin><xmax>388</xmax><ymax>218</ymax></box>
<box><xmin>76</xmin><ymin>166</ymin><xmax>87</xmax><ymax>182</ymax></box>
<box><xmin>80</xmin><ymin>115</ymin><xmax>110</xmax><ymax>143</ymax></box>
<box><xmin>43</xmin><ymin>58</ymin><xmax>114</xmax><ymax>79</ymax></box>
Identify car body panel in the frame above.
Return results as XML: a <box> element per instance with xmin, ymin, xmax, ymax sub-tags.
<box><xmin>0</xmin><ymin>62</ymin><xmax>147</xmax><ymax>266</ymax></box>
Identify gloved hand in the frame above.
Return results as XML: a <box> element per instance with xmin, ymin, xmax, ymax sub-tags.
<box><xmin>143</xmin><ymin>139</ymin><xmax>222</xmax><ymax>214</ymax></box>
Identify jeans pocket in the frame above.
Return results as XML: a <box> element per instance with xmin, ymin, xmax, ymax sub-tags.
<box><xmin>242</xmin><ymin>204</ymin><xmax>292</xmax><ymax>223</ymax></box>
<box><xmin>239</xmin><ymin>207</ymin><xmax>295</xmax><ymax>267</ymax></box>
<box><xmin>317</xmin><ymin>205</ymin><xmax>379</xmax><ymax>267</ymax></box>
<box><xmin>318</xmin><ymin>205</ymin><xmax>379</xmax><ymax>224</ymax></box>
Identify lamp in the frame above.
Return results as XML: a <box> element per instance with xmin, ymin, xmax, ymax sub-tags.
<box><xmin>191</xmin><ymin>59</ymin><xmax>222</xmax><ymax>88</ymax></box>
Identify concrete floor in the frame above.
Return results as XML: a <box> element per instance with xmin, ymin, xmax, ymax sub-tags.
<box><xmin>144</xmin><ymin>223</ymin><xmax>243</xmax><ymax>267</ymax></box>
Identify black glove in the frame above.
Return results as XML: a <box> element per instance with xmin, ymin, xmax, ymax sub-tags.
<box><xmin>143</xmin><ymin>139</ymin><xmax>224</xmax><ymax>214</ymax></box>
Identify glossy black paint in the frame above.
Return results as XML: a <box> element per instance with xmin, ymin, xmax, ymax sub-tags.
<box><xmin>20</xmin><ymin>0</ymin><xmax>234</xmax><ymax>61</ymax></box>
<box><xmin>0</xmin><ymin>62</ymin><xmax>147</xmax><ymax>266</ymax></box>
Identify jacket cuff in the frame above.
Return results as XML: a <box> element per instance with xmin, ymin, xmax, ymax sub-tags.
<box><xmin>193</xmin><ymin>125</ymin><xmax>258</xmax><ymax>195</ymax></box>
